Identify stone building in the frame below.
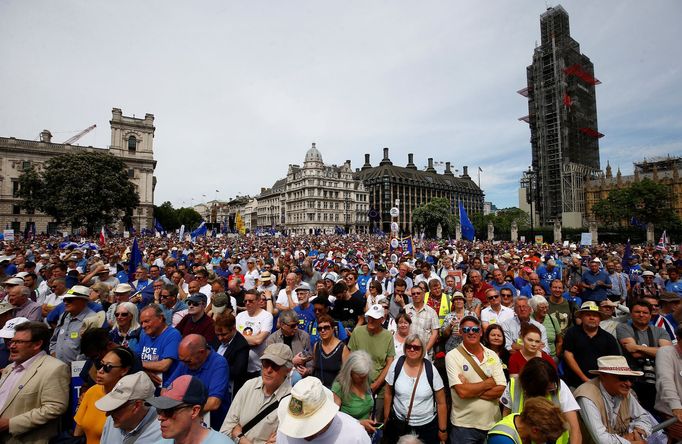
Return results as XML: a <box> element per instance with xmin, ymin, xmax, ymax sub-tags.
<box><xmin>0</xmin><ymin>108</ymin><xmax>156</xmax><ymax>234</ymax></box>
<box><xmin>355</xmin><ymin>148</ymin><xmax>484</xmax><ymax>234</ymax></box>
<box><xmin>256</xmin><ymin>178</ymin><xmax>286</xmax><ymax>230</ymax></box>
<box><xmin>284</xmin><ymin>144</ymin><xmax>369</xmax><ymax>235</ymax></box>
<box><xmin>585</xmin><ymin>156</ymin><xmax>682</xmax><ymax>220</ymax></box>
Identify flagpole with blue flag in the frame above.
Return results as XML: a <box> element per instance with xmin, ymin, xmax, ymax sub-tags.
<box><xmin>458</xmin><ymin>201</ymin><xmax>475</xmax><ymax>241</ymax></box>
<box><xmin>191</xmin><ymin>221</ymin><xmax>207</xmax><ymax>240</ymax></box>
<box><xmin>622</xmin><ymin>239</ymin><xmax>632</xmax><ymax>274</ymax></box>
<box><xmin>127</xmin><ymin>237</ymin><xmax>142</xmax><ymax>283</ymax></box>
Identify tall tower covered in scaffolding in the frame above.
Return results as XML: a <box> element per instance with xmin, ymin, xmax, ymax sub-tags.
<box><xmin>519</xmin><ymin>5</ymin><xmax>602</xmax><ymax>228</ymax></box>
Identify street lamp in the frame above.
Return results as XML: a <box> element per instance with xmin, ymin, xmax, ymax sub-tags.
<box><xmin>521</xmin><ymin>166</ymin><xmax>537</xmax><ymax>242</ymax></box>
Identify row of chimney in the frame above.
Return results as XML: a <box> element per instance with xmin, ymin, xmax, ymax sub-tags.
<box><xmin>361</xmin><ymin>147</ymin><xmax>469</xmax><ymax>178</ymax></box>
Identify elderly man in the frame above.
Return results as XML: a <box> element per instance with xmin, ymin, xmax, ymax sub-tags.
<box><xmin>581</xmin><ymin>258</ymin><xmax>612</xmax><ymax>303</ymax></box>
<box><xmin>500</xmin><ymin>296</ymin><xmax>549</xmax><ymax>354</ymax></box>
<box><xmin>8</xmin><ymin>285</ymin><xmax>41</xmax><ymax>321</ymax></box>
<box><xmin>562</xmin><ymin>301</ymin><xmax>621</xmax><ymax>389</ymax></box>
<box><xmin>139</xmin><ymin>304</ymin><xmax>182</xmax><ymax>387</ymax></box>
<box><xmin>467</xmin><ymin>270</ymin><xmax>492</xmax><ymax>305</ymax></box>
<box><xmin>148</xmin><ymin>375</ymin><xmax>232</xmax><ymax>443</ymax></box>
<box><xmin>0</xmin><ymin>322</ymin><xmax>70</xmax><ymax>443</ymax></box>
<box><xmin>574</xmin><ymin>355</ymin><xmax>657</xmax><ymax>444</ymax></box>
<box><xmin>276</xmin><ymin>273</ymin><xmax>299</xmax><ymax>312</ymax></box>
<box><xmin>176</xmin><ymin>292</ymin><xmax>216</xmax><ymax>343</ymax></box>
<box><xmin>49</xmin><ymin>285</ymin><xmax>98</xmax><ymax>364</ymax></box>
<box><xmin>445</xmin><ymin>315</ymin><xmax>506</xmax><ymax>443</ymax></box>
<box><xmin>293</xmin><ymin>282</ymin><xmax>315</xmax><ymax>333</ymax></box>
<box><xmin>348</xmin><ymin>304</ymin><xmax>395</xmax><ymax>422</ymax></box>
<box><xmin>654</xmin><ymin>325</ymin><xmax>682</xmax><ymax>441</ymax></box>
<box><xmin>480</xmin><ymin>288</ymin><xmax>514</xmax><ymax>331</ymax></box>
<box><xmin>95</xmin><ymin>372</ymin><xmax>170</xmax><ymax>443</ymax></box>
<box><xmin>42</xmin><ymin>276</ymin><xmax>67</xmax><ymax>319</ymax></box>
<box><xmin>266</xmin><ymin>309</ymin><xmax>312</xmax><ymax>383</ymax></box>
<box><xmin>221</xmin><ymin>343</ymin><xmax>293</xmax><ymax>444</ymax></box>
<box><xmin>167</xmin><ymin>334</ymin><xmax>230</xmax><ymax>430</ymax></box>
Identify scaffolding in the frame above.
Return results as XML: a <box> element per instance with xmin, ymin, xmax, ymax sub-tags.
<box><xmin>562</xmin><ymin>162</ymin><xmax>599</xmax><ymax>214</ymax></box>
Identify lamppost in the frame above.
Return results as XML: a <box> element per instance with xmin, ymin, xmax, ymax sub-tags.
<box><xmin>521</xmin><ymin>166</ymin><xmax>537</xmax><ymax>242</ymax></box>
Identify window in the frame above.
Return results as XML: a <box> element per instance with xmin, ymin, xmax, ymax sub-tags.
<box><xmin>22</xmin><ymin>161</ymin><xmax>30</xmax><ymax>171</ymax></box>
<box><xmin>128</xmin><ymin>169</ymin><xmax>135</xmax><ymax>178</ymax></box>
<box><xmin>128</xmin><ymin>136</ymin><xmax>137</xmax><ymax>152</ymax></box>
<box><xmin>12</xmin><ymin>205</ymin><xmax>20</xmax><ymax>215</ymax></box>
<box><xmin>12</xmin><ymin>181</ymin><xmax>19</xmax><ymax>197</ymax></box>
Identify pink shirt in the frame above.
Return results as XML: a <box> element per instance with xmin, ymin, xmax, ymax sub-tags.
<box><xmin>0</xmin><ymin>351</ymin><xmax>46</xmax><ymax>410</ymax></box>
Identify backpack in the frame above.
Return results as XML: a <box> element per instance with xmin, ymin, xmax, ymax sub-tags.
<box><xmin>393</xmin><ymin>355</ymin><xmax>435</xmax><ymax>392</ymax></box>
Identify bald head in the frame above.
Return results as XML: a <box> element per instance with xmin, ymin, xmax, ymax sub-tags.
<box><xmin>178</xmin><ymin>334</ymin><xmax>209</xmax><ymax>369</ymax></box>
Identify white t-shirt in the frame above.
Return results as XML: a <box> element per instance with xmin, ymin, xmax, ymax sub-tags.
<box><xmin>500</xmin><ymin>379</ymin><xmax>579</xmax><ymax>413</ymax></box>
<box><xmin>44</xmin><ymin>292</ymin><xmax>64</xmax><ymax>307</ymax></box>
<box><xmin>244</xmin><ymin>269</ymin><xmax>260</xmax><ymax>290</ymax></box>
<box><xmin>235</xmin><ymin>309</ymin><xmax>273</xmax><ymax>373</ymax></box>
<box><xmin>385</xmin><ymin>359</ymin><xmax>445</xmax><ymax>426</ymax></box>
<box><xmin>481</xmin><ymin>305</ymin><xmax>515</xmax><ymax>326</ymax></box>
<box><xmin>276</xmin><ymin>289</ymin><xmax>299</xmax><ymax>308</ymax></box>
<box><xmin>200</xmin><ymin>284</ymin><xmax>213</xmax><ymax>304</ymax></box>
<box><xmin>276</xmin><ymin>412</ymin><xmax>370</xmax><ymax>444</ymax></box>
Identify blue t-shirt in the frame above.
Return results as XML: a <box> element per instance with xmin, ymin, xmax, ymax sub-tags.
<box><xmin>665</xmin><ymin>279</ymin><xmax>682</xmax><ymax>296</ymax></box>
<box><xmin>309</xmin><ymin>320</ymin><xmax>349</xmax><ymax>347</ymax></box>
<box><xmin>536</xmin><ymin>265</ymin><xmax>562</xmax><ymax>292</ymax></box>
<box><xmin>581</xmin><ymin>269</ymin><xmax>612</xmax><ymax>302</ymax></box>
<box><xmin>167</xmin><ymin>350</ymin><xmax>230</xmax><ymax>430</ymax></box>
<box><xmin>491</xmin><ymin>282</ymin><xmax>518</xmax><ymax>296</ymax></box>
<box><xmin>294</xmin><ymin>304</ymin><xmax>316</xmax><ymax>333</ymax></box>
<box><xmin>138</xmin><ymin>326</ymin><xmax>182</xmax><ymax>387</ymax></box>
<box><xmin>357</xmin><ymin>274</ymin><xmax>371</xmax><ymax>295</ymax></box>
<box><xmin>47</xmin><ymin>301</ymin><xmax>103</xmax><ymax>324</ymax></box>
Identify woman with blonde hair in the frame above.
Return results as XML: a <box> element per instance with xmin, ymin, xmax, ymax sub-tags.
<box><xmin>108</xmin><ymin>301</ymin><xmax>141</xmax><ymax>354</ymax></box>
<box><xmin>488</xmin><ymin>397</ymin><xmax>567</xmax><ymax>444</ymax></box>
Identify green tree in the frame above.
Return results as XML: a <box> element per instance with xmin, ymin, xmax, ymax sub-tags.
<box><xmin>176</xmin><ymin>207</ymin><xmax>203</xmax><ymax>229</ymax></box>
<box><xmin>412</xmin><ymin>198</ymin><xmax>456</xmax><ymax>237</ymax></box>
<box><xmin>17</xmin><ymin>152</ymin><xmax>139</xmax><ymax>234</ymax></box>
<box><xmin>592</xmin><ymin>178</ymin><xmax>681</xmax><ymax>229</ymax></box>
<box><xmin>152</xmin><ymin>202</ymin><xmax>202</xmax><ymax>231</ymax></box>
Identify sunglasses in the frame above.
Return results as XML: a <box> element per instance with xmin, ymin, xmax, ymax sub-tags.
<box><xmin>318</xmin><ymin>325</ymin><xmax>332</xmax><ymax>332</ymax></box>
<box><xmin>617</xmin><ymin>375</ymin><xmax>635</xmax><ymax>382</ymax></box>
<box><xmin>405</xmin><ymin>344</ymin><xmax>423</xmax><ymax>352</ymax></box>
<box><xmin>187</xmin><ymin>301</ymin><xmax>202</xmax><ymax>307</ymax></box>
<box><xmin>461</xmin><ymin>326</ymin><xmax>481</xmax><ymax>334</ymax></box>
<box><xmin>487</xmin><ymin>295</ymin><xmax>500</xmax><ymax>300</ymax></box>
<box><xmin>261</xmin><ymin>359</ymin><xmax>282</xmax><ymax>372</ymax></box>
<box><xmin>95</xmin><ymin>360</ymin><xmax>124</xmax><ymax>373</ymax></box>
<box><xmin>114</xmin><ymin>312</ymin><xmax>129</xmax><ymax>318</ymax></box>
<box><xmin>157</xmin><ymin>404</ymin><xmax>192</xmax><ymax>418</ymax></box>
<box><xmin>285</xmin><ymin>322</ymin><xmax>298</xmax><ymax>328</ymax></box>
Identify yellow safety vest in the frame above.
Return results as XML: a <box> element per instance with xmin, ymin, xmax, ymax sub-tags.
<box><xmin>508</xmin><ymin>378</ymin><xmax>569</xmax><ymax>444</ymax></box>
<box><xmin>488</xmin><ymin>413</ymin><xmax>522</xmax><ymax>444</ymax></box>
<box><xmin>423</xmin><ymin>291</ymin><xmax>451</xmax><ymax>326</ymax></box>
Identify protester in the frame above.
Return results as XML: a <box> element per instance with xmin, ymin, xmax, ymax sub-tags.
<box><xmin>654</xmin><ymin>325</ymin><xmax>682</xmax><ymax>441</ymax></box>
<box><xmin>392</xmin><ymin>312</ymin><xmax>412</xmax><ymax>358</ymax></box>
<box><xmin>176</xmin><ymin>292</ymin><xmax>216</xmax><ymax>343</ymax></box>
<box><xmin>529</xmin><ymin>295</ymin><xmax>562</xmax><ymax>359</ymax></box>
<box><xmin>402</xmin><ymin>285</ymin><xmax>439</xmax><ymax>358</ymax></box>
<box><xmin>49</xmin><ymin>284</ymin><xmax>99</xmax><ymax>364</ymax></box>
<box><xmin>441</xmin><ymin>291</ymin><xmax>475</xmax><ymax>353</ymax></box>
<box><xmin>108</xmin><ymin>301</ymin><xmax>141</xmax><ymax>353</ymax></box>
<box><xmin>235</xmin><ymin>289</ymin><xmax>273</xmax><ymax>380</ymax></box>
<box><xmin>501</xmin><ymin>296</ymin><xmax>549</xmax><ymax>354</ymax></box>
<box><xmin>508</xmin><ymin>323</ymin><xmax>556</xmax><ymax>376</ymax></box>
<box><xmin>138</xmin><ymin>304</ymin><xmax>182</xmax><ymax>387</ymax></box>
<box><xmin>266</xmin><ymin>309</ymin><xmax>313</xmax><ymax>383</ymax></box>
<box><xmin>313</xmin><ymin>314</ymin><xmax>350</xmax><ymax>388</ymax></box>
<box><xmin>487</xmin><ymin>397</ymin><xmax>567</xmax><ymax>444</ymax></box>
<box><xmin>214</xmin><ymin>313</ymin><xmax>249</xmax><ymax>397</ymax></box>
<box><xmin>331</xmin><ymin>350</ymin><xmax>376</xmax><ymax>433</ymax></box>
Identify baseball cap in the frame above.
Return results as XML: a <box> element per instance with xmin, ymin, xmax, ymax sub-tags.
<box><xmin>365</xmin><ymin>304</ymin><xmax>384</xmax><ymax>320</ymax></box>
<box><xmin>2</xmin><ymin>277</ymin><xmax>24</xmax><ymax>286</ymax></box>
<box><xmin>187</xmin><ymin>293</ymin><xmax>207</xmax><ymax>305</ymax></box>
<box><xmin>146</xmin><ymin>375</ymin><xmax>207</xmax><ymax>410</ymax></box>
<box><xmin>295</xmin><ymin>282</ymin><xmax>311</xmax><ymax>292</ymax></box>
<box><xmin>260</xmin><ymin>343</ymin><xmax>293</xmax><ymax>368</ymax></box>
<box><xmin>96</xmin><ymin>372</ymin><xmax>156</xmax><ymax>412</ymax></box>
<box><xmin>0</xmin><ymin>317</ymin><xmax>30</xmax><ymax>339</ymax></box>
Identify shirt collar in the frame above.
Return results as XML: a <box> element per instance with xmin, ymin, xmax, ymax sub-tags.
<box><xmin>14</xmin><ymin>350</ymin><xmax>45</xmax><ymax>372</ymax></box>
<box><xmin>125</xmin><ymin>405</ymin><xmax>158</xmax><ymax>437</ymax></box>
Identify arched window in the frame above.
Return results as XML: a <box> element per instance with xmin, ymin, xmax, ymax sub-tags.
<box><xmin>128</xmin><ymin>135</ymin><xmax>137</xmax><ymax>152</ymax></box>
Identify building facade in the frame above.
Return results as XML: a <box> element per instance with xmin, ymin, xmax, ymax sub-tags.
<box><xmin>256</xmin><ymin>178</ymin><xmax>286</xmax><ymax>230</ymax></box>
<box><xmin>585</xmin><ymin>156</ymin><xmax>682</xmax><ymax>221</ymax></box>
<box><xmin>0</xmin><ymin>108</ymin><xmax>156</xmax><ymax>234</ymax></box>
<box><xmin>284</xmin><ymin>144</ymin><xmax>369</xmax><ymax>235</ymax></box>
<box><xmin>355</xmin><ymin>148</ymin><xmax>484</xmax><ymax>234</ymax></box>
<box><xmin>520</xmin><ymin>5</ymin><xmax>601</xmax><ymax>228</ymax></box>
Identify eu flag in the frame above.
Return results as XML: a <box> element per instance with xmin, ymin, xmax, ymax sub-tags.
<box><xmin>127</xmin><ymin>237</ymin><xmax>142</xmax><ymax>282</ymax></box>
<box><xmin>458</xmin><ymin>201</ymin><xmax>475</xmax><ymax>241</ymax></box>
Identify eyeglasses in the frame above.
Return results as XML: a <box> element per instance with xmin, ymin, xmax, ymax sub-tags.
<box><xmin>405</xmin><ymin>344</ymin><xmax>423</xmax><ymax>352</ymax></box>
<box><xmin>157</xmin><ymin>404</ymin><xmax>192</xmax><ymax>418</ymax></box>
<box><xmin>160</xmin><ymin>294</ymin><xmax>172</xmax><ymax>299</ymax></box>
<box><xmin>187</xmin><ymin>301</ymin><xmax>203</xmax><ymax>307</ymax></box>
<box><xmin>318</xmin><ymin>325</ymin><xmax>332</xmax><ymax>332</ymax></box>
<box><xmin>285</xmin><ymin>323</ymin><xmax>298</xmax><ymax>328</ymax></box>
<box><xmin>487</xmin><ymin>295</ymin><xmax>500</xmax><ymax>300</ymax></box>
<box><xmin>501</xmin><ymin>293</ymin><xmax>513</xmax><ymax>298</ymax></box>
<box><xmin>244</xmin><ymin>299</ymin><xmax>257</xmax><ymax>304</ymax></box>
<box><xmin>7</xmin><ymin>339</ymin><xmax>34</xmax><ymax>346</ymax></box>
<box><xmin>261</xmin><ymin>359</ymin><xmax>282</xmax><ymax>372</ymax></box>
<box><xmin>461</xmin><ymin>326</ymin><xmax>481</xmax><ymax>334</ymax></box>
<box><xmin>617</xmin><ymin>375</ymin><xmax>635</xmax><ymax>382</ymax></box>
<box><xmin>95</xmin><ymin>360</ymin><xmax>124</xmax><ymax>373</ymax></box>
<box><xmin>114</xmin><ymin>312</ymin><xmax>129</xmax><ymax>318</ymax></box>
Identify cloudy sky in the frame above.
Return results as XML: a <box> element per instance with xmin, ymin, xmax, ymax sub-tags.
<box><xmin>1</xmin><ymin>1</ymin><xmax>680</xmax><ymax>209</ymax></box>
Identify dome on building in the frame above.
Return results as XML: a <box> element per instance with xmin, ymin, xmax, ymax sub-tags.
<box><xmin>304</xmin><ymin>143</ymin><xmax>323</xmax><ymax>164</ymax></box>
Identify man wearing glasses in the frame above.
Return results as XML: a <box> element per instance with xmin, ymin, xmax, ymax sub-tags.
<box><xmin>0</xmin><ymin>321</ymin><xmax>70</xmax><ymax>443</ymax></box>
<box><xmin>221</xmin><ymin>343</ymin><xmax>293</xmax><ymax>444</ymax></box>
<box><xmin>235</xmin><ymin>289</ymin><xmax>273</xmax><ymax>380</ymax></box>
<box><xmin>148</xmin><ymin>375</ymin><xmax>231</xmax><ymax>443</ymax></box>
<box><xmin>159</xmin><ymin>284</ymin><xmax>188</xmax><ymax>327</ymax></box>
<box><xmin>49</xmin><ymin>285</ymin><xmax>98</xmax><ymax>364</ymax></box>
<box><xmin>480</xmin><ymin>289</ymin><xmax>514</xmax><ymax>332</ymax></box>
<box><xmin>96</xmin><ymin>372</ymin><xmax>168</xmax><ymax>443</ymax></box>
<box><xmin>445</xmin><ymin>316</ymin><xmax>506</xmax><ymax>444</ymax></box>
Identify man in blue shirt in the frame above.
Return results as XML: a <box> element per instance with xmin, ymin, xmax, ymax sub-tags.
<box><xmin>580</xmin><ymin>258</ymin><xmax>612</xmax><ymax>303</ymax></box>
<box><xmin>665</xmin><ymin>267</ymin><xmax>682</xmax><ymax>296</ymax></box>
<box><xmin>138</xmin><ymin>304</ymin><xmax>182</xmax><ymax>387</ymax></box>
<box><xmin>293</xmin><ymin>283</ymin><xmax>315</xmax><ymax>333</ymax></box>
<box><xmin>166</xmin><ymin>334</ymin><xmax>230</xmax><ymax>431</ymax></box>
<box><xmin>490</xmin><ymin>269</ymin><xmax>518</xmax><ymax>296</ymax></box>
<box><xmin>536</xmin><ymin>259</ymin><xmax>562</xmax><ymax>293</ymax></box>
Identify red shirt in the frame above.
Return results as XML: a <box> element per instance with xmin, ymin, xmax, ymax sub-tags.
<box><xmin>508</xmin><ymin>350</ymin><xmax>556</xmax><ymax>375</ymax></box>
<box><xmin>176</xmin><ymin>313</ymin><xmax>216</xmax><ymax>343</ymax></box>
<box><xmin>473</xmin><ymin>282</ymin><xmax>493</xmax><ymax>304</ymax></box>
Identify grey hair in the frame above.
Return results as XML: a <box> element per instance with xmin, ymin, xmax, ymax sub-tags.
<box><xmin>333</xmin><ymin>350</ymin><xmax>373</xmax><ymax>400</ymax></box>
<box><xmin>397</xmin><ymin>433</ymin><xmax>424</xmax><ymax>444</ymax></box>
<box><xmin>528</xmin><ymin>295</ymin><xmax>548</xmax><ymax>312</ymax></box>
<box><xmin>19</xmin><ymin>286</ymin><xmax>32</xmax><ymax>299</ymax></box>
<box><xmin>116</xmin><ymin>302</ymin><xmax>140</xmax><ymax>331</ymax></box>
<box><xmin>403</xmin><ymin>334</ymin><xmax>425</xmax><ymax>359</ymax></box>
<box><xmin>515</xmin><ymin>295</ymin><xmax>533</xmax><ymax>313</ymax></box>
<box><xmin>279</xmin><ymin>309</ymin><xmax>299</xmax><ymax>325</ymax></box>
<box><xmin>140</xmin><ymin>303</ymin><xmax>166</xmax><ymax>323</ymax></box>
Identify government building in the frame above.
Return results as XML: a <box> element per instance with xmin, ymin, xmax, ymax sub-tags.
<box><xmin>0</xmin><ymin>108</ymin><xmax>156</xmax><ymax>234</ymax></box>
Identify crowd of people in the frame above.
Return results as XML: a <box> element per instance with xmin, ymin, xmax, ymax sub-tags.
<box><xmin>0</xmin><ymin>233</ymin><xmax>680</xmax><ymax>444</ymax></box>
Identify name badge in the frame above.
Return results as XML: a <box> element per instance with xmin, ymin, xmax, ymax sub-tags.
<box><xmin>70</xmin><ymin>331</ymin><xmax>79</xmax><ymax>339</ymax></box>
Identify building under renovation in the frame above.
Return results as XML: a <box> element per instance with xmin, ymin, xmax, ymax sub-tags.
<box><xmin>519</xmin><ymin>5</ymin><xmax>602</xmax><ymax>228</ymax></box>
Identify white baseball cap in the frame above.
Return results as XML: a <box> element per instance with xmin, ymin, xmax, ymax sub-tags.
<box><xmin>0</xmin><ymin>317</ymin><xmax>30</xmax><ymax>339</ymax></box>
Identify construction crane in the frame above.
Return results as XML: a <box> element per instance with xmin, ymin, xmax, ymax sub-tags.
<box><xmin>62</xmin><ymin>124</ymin><xmax>96</xmax><ymax>145</ymax></box>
